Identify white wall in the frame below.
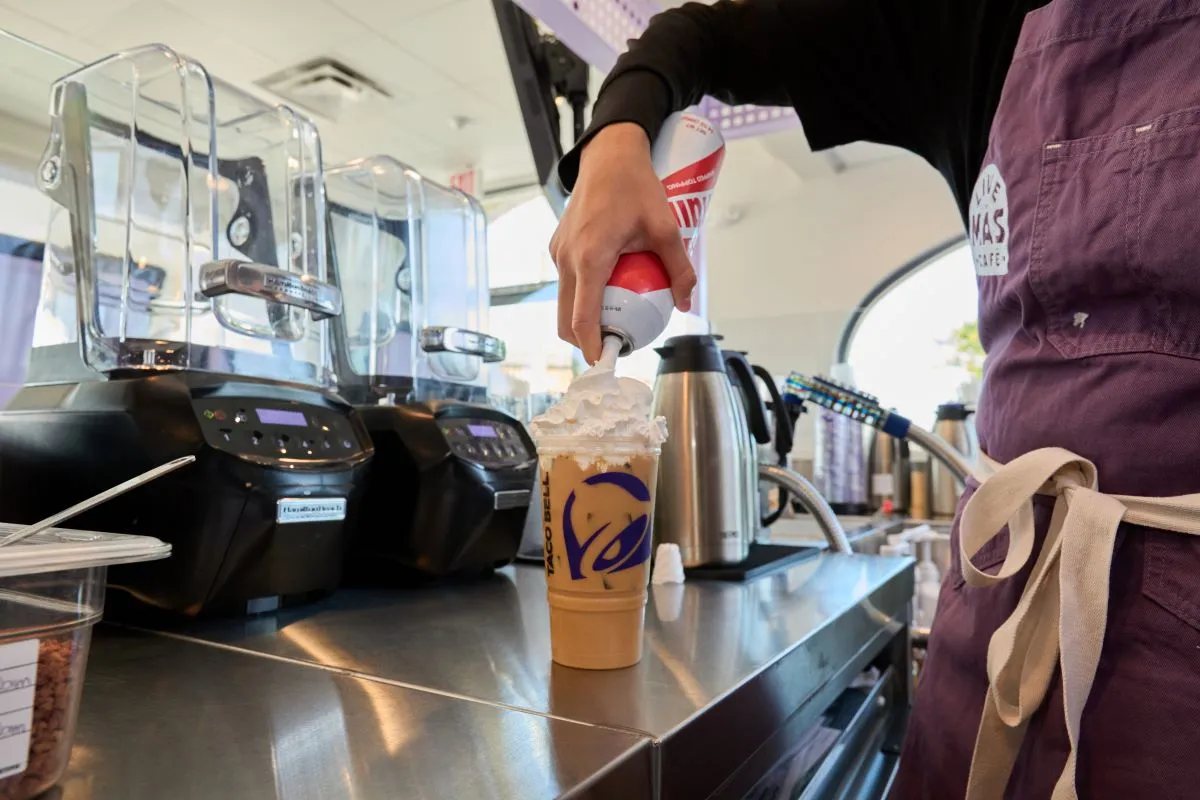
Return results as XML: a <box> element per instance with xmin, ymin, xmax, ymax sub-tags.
<box><xmin>703</xmin><ymin>137</ymin><xmax>963</xmax><ymax>374</ymax></box>
<box><xmin>700</xmin><ymin>137</ymin><xmax>965</xmax><ymax>456</ymax></box>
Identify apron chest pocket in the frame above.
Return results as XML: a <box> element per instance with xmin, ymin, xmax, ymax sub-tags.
<box><xmin>1029</xmin><ymin>106</ymin><xmax>1200</xmax><ymax>360</ymax></box>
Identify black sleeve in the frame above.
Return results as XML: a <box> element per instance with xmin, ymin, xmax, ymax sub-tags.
<box><xmin>557</xmin><ymin>0</ymin><xmax>1021</xmax><ymax>210</ymax></box>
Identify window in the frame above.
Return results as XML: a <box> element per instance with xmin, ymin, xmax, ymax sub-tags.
<box><xmin>487</xmin><ymin>194</ymin><xmax>559</xmax><ymax>289</ymax></box>
<box><xmin>487</xmin><ymin>195</ymin><xmax>578</xmax><ymax>397</ymax></box>
<box><xmin>842</xmin><ymin>238</ymin><xmax>980</xmax><ymax>427</ymax></box>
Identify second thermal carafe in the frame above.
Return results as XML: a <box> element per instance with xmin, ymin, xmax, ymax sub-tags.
<box><xmin>930</xmin><ymin>402</ymin><xmax>978</xmax><ymax>518</ymax></box>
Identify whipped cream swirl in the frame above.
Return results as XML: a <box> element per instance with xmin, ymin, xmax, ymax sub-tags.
<box><xmin>529</xmin><ymin>362</ymin><xmax>667</xmax><ymax>446</ymax></box>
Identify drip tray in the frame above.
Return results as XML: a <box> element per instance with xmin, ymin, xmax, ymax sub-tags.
<box><xmin>685</xmin><ymin>543</ymin><xmax>822</xmax><ymax>582</ymax></box>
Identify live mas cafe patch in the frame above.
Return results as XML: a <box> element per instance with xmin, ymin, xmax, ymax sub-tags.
<box><xmin>970</xmin><ymin>163</ymin><xmax>1009</xmax><ymax>277</ymax></box>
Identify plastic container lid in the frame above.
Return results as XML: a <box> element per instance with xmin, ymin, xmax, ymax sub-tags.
<box><xmin>0</xmin><ymin>526</ymin><xmax>170</xmax><ymax>578</ymax></box>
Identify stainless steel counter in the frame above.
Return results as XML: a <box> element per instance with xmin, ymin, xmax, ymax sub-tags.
<box><xmin>61</xmin><ymin>627</ymin><xmax>653</xmax><ymax>799</ymax></box>
<box><xmin>112</xmin><ymin>554</ymin><xmax>913</xmax><ymax>799</ymax></box>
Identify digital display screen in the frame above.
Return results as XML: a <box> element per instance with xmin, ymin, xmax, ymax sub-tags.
<box><xmin>468</xmin><ymin>424</ymin><xmax>498</xmax><ymax>438</ymax></box>
<box><xmin>257</xmin><ymin>408</ymin><xmax>308</xmax><ymax>427</ymax></box>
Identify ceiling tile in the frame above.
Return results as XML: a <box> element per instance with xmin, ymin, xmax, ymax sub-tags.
<box><xmin>376</xmin><ymin>0</ymin><xmax>508</xmax><ymax>86</ymax></box>
<box><xmin>0</xmin><ymin>7</ymin><xmax>66</xmax><ymax>46</ymax></box>
<box><xmin>1</xmin><ymin>0</ymin><xmax>139</xmax><ymax>33</ymax></box>
<box><xmin>394</xmin><ymin>86</ymin><xmax>513</xmax><ymax>145</ymax></box>
<box><xmin>0</xmin><ymin>27</ymin><xmax>95</xmax><ymax>125</ymax></box>
<box><xmin>83</xmin><ymin>1</ymin><xmax>279</xmax><ymax>85</ymax></box>
<box><xmin>37</xmin><ymin>34</ymin><xmax>103</xmax><ymax>63</ymax></box>
<box><xmin>330</xmin><ymin>0</ymin><xmax>457</xmax><ymax>27</ymax></box>
<box><xmin>324</xmin><ymin>29</ymin><xmax>456</xmax><ymax>102</ymax></box>
<box><xmin>0</xmin><ymin>6</ymin><xmax>102</xmax><ymax>62</ymax></box>
<box><xmin>468</xmin><ymin>76</ymin><xmax>523</xmax><ymax>121</ymax></box>
<box><xmin>162</xmin><ymin>0</ymin><xmax>370</xmax><ymax>64</ymax></box>
<box><xmin>0</xmin><ymin>0</ymin><xmax>541</xmax><ymax>193</ymax></box>
<box><xmin>323</xmin><ymin>101</ymin><xmax>442</xmax><ymax>161</ymax></box>
<box><xmin>321</xmin><ymin>125</ymin><xmax>441</xmax><ymax>176</ymax></box>
<box><xmin>387</xmin><ymin>80</ymin><xmax>532</xmax><ymax>188</ymax></box>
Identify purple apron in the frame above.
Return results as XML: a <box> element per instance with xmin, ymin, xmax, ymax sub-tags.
<box><xmin>891</xmin><ymin>1</ymin><xmax>1200</xmax><ymax>796</ymax></box>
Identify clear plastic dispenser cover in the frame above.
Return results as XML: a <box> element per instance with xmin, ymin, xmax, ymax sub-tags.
<box><xmin>33</xmin><ymin>44</ymin><xmax>340</xmax><ymax>388</ymax></box>
<box><xmin>324</xmin><ymin>155</ymin><xmax>500</xmax><ymax>400</ymax></box>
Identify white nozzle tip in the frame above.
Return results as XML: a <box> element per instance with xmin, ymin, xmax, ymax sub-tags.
<box><xmin>598</xmin><ymin>336</ymin><xmax>623</xmax><ymax>371</ymax></box>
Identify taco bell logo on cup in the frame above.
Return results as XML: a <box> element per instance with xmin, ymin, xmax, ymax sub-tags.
<box><xmin>601</xmin><ymin>112</ymin><xmax>725</xmax><ymax>353</ymax></box>
<box><xmin>561</xmin><ymin>471</ymin><xmax>653</xmax><ymax>581</ymax></box>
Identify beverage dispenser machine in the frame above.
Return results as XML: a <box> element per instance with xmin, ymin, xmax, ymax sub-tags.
<box><xmin>0</xmin><ymin>46</ymin><xmax>373</xmax><ymax>616</ymax></box>
<box><xmin>324</xmin><ymin>155</ymin><xmax>534</xmax><ymax>583</ymax></box>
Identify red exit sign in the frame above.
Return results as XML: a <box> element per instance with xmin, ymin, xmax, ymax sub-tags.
<box><xmin>449</xmin><ymin>168</ymin><xmax>479</xmax><ymax>197</ymax></box>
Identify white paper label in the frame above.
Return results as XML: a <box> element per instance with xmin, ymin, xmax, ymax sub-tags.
<box><xmin>872</xmin><ymin>473</ymin><xmax>895</xmax><ymax>496</ymax></box>
<box><xmin>0</xmin><ymin>639</ymin><xmax>38</xmax><ymax>779</ymax></box>
<box><xmin>276</xmin><ymin>498</ymin><xmax>347</xmax><ymax>524</ymax></box>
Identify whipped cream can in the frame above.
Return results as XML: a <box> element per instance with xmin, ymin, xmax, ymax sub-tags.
<box><xmin>600</xmin><ymin>112</ymin><xmax>725</xmax><ymax>354</ymax></box>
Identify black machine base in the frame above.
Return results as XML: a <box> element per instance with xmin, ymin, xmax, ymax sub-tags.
<box><xmin>0</xmin><ymin>371</ymin><xmax>373</xmax><ymax>616</ymax></box>
<box><xmin>344</xmin><ymin>400</ymin><xmax>536</xmax><ymax>584</ymax></box>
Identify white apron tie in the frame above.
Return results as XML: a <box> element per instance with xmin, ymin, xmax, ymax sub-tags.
<box><xmin>961</xmin><ymin>447</ymin><xmax>1200</xmax><ymax>800</ymax></box>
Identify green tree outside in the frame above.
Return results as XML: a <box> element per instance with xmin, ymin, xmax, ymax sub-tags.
<box><xmin>945</xmin><ymin>320</ymin><xmax>984</xmax><ymax>378</ymax></box>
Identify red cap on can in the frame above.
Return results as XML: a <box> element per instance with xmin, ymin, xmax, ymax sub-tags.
<box><xmin>609</xmin><ymin>253</ymin><xmax>672</xmax><ymax>294</ymax></box>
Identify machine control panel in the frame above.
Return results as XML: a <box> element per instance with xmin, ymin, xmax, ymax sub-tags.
<box><xmin>437</xmin><ymin>418</ymin><xmax>531</xmax><ymax>468</ymax></box>
<box><xmin>193</xmin><ymin>399</ymin><xmax>366</xmax><ymax>462</ymax></box>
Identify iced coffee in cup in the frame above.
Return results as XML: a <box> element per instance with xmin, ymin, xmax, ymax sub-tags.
<box><xmin>529</xmin><ymin>362</ymin><xmax>667</xmax><ymax>670</ymax></box>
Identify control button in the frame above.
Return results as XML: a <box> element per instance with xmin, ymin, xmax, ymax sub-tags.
<box><xmin>498</xmin><ymin>428</ymin><xmax>512</xmax><ymax>440</ymax></box>
<box><xmin>342</xmin><ymin>438</ymin><xmax>354</xmax><ymax>449</ymax></box>
<box><xmin>504</xmin><ymin>444</ymin><xmax>518</xmax><ymax>458</ymax></box>
<box><xmin>234</xmin><ymin>410</ymin><xmax>249</xmax><ymax>424</ymax></box>
<box><xmin>322</xmin><ymin>438</ymin><xmax>332</xmax><ymax>450</ymax></box>
<box><xmin>463</xmin><ymin>443</ymin><xmax>478</xmax><ymax>458</ymax></box>
<box><xmin>219</xmin><ymin>428</ymin><xmax>233</xmax><ymax>443</ymax></box>
<box><xmin>250</xmin><ymin>431</ymin><xmax>264</xmax><ymax>446</ymax></box>
<box><xmin>301</xmin><ymin>439</ymin><xmax>312</xmax><ymax>449</ymax></box>
<box><xmin>276</xmin><ymin>434</ymin><xmax>290</xmax><ymax>449</ymax></box>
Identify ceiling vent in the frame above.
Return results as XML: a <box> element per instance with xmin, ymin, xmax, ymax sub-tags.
<box><xmin>257</xmin><ymin>58</ymin><xmax>391</xmax><ymax>122</ymax></box>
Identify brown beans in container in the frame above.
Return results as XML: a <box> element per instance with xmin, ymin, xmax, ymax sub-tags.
<box><xmin>0</xmin><ymin>630</ymin><xmax>89</xmax><ymax>800</ymax></box>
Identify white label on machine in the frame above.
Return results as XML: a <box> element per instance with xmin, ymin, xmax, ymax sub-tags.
<box><xmin>0</xmin><ymin>639</ymin><xmax>38</xmax><ymax>778</ymax></box>
<box><xmin>871</xmin><ymin>473</ymin><xmax>895</xmax><ymax>496</ymax></box>
<box><xmin>276</xmin><ymin>498</ymin><xmax>347</xmax><ymax>524</ymax></box>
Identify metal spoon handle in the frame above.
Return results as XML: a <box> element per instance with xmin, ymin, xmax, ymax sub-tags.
<box><xmin>0</xmin><ymin>455</ymin><xmax>196</xmax><ymax>548</ymax></box>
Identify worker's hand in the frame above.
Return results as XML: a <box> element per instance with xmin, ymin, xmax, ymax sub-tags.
<box><xmin>549</xmin><ymin>123</ymin><xmax>696</xmax><ymax>364</ymax></box>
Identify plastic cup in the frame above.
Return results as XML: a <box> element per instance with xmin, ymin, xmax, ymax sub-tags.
<box><xmin>535</xmin><ymin>436</ymin><xmax>660</xmax><ymax>670</ymax></box>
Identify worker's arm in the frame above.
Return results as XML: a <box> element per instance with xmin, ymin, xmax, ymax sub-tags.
<box><xmin>559</xmin><ymin>0</ymin><xmax>960</xmax><ymax>190</ymax></box>
<box><xmin>550</xmin><ymin>0</ymin><xmax>983</xmax><ymax>362</ymax></box>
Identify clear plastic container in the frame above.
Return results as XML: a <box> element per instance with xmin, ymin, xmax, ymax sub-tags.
<box><xmin>0</xmin><ymin>526</ymin><xmax>168</xmax><ymax>799</ymax></box>
<box><xmin>324</xmin><ymin>155</ymin><xmax>499</xmax><ymax>403</ymax></box>
<box><xmin>34</xmin><ymin>44</ymin><xmax>337</xmax><ymax>388</ymax></box>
